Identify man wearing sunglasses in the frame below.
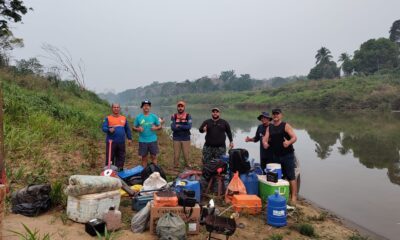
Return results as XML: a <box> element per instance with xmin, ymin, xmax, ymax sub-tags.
<box><xmin>199</xmin><ymin>107</ymin><xmax>234</xmax><ymax>165</ymax></box>
<box><xmin>262</xmin><ymin>108</ymin><xmax>298</xmax><ymax>203</ymax></box>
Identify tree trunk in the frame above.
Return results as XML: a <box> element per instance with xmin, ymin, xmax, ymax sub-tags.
<box><xmin>0</xmin><ymin>83</ymin><xmax>4</xmax><ymax>184</ymax></box>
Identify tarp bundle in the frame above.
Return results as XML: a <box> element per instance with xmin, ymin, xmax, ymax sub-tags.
<box><xmin>11</xmin><ymin>184</ymin><xmax>52</xmax><ymax>217</ymax></box>
<box><xmin>65</xmin><ymin>175</ymin><xmax>122</xmax><ymax>197</ymax></box>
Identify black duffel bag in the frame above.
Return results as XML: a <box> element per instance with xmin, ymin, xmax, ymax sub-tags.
<box><xmin>202</xmin><ymin>158</ymin><xmax>227</xmax><ymax>181</ymax></box>
<box><xmin>228</xmin><ymin>148</ymin><xmax>251</xmax><ymax>174</ymax></box>
<box><xmin>11</xmin><ymin>184</ymin><xmax>52</xmax><ymax>217</ymax></box>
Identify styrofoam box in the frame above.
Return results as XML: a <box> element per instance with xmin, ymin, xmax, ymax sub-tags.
<box><xmin>67</xmin><ymin>190</ymin><xmax>120</xmax><ymax>223</ymax></box>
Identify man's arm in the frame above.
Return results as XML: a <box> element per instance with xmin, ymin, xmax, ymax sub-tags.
<box><xmin>179</xmin><ymin>114</ymin><xmax>192</xmax><ymax>130</ymax></box>
<box><xmin>262</xmin><ymin>126</ymin><xmax>270</xmax><ymax>149</ymax></box>
<box><xmin>225</xmin><ymin>121</ymin><xmax>234</xmax><ymax>149</ymax></box>
<box><xmin>199</xmin><ymin>120</ymin><xmax>207</xmax><ymax>133</ymax></box>
<box><xmin>102</xmin><ymin>117</ymin><xmax>110</xmax><ymax>133</ymax></box>
<box><xmin>125</xmin><ymin>120</ymin><xmax>133</xmax><ymax>140</ymax></box>
<box><xmin>283</xmin><ymin>123</ymin><xmax>297</xmax><ymax>148</ymax></box>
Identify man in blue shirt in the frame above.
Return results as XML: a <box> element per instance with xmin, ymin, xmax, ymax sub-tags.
<box><xmin>170</xmin><ymin>100</ymin><xmax>192</xmax><ymax>168</ymax></box>
<box><xmin>133</xmin><ymin>99</ymin><xmax>162</xmax><ymax>167</ymax></box>
<box><xmin>102</xmin><ymin>103</ymin><xmax>132</xmax><ymax>171</ymax></box>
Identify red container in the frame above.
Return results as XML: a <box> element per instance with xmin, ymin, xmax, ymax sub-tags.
<box><xmin>232</xmin><ymin>194</ymin><xmax>262</xmax><ymax>214</ymax></box>
<box><xmin>153</xmin><ymin>191</ymin><xmax>178</xmax><ymax>207</ymax></box>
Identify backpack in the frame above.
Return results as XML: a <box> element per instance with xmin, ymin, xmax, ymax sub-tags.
<box><xmin>228</xmin><ymin>148</ymin><xmax>251</xmax><ymax>174</ymax></box>
<box><xmin>202</xmin><ymin>158</ymin><xmax>227</xmax><ymax>180</ymax></box>
<box><xmin>141</xmin><ymin>163</ymin><xmax>167</xmax><ymax>182</ymax></box>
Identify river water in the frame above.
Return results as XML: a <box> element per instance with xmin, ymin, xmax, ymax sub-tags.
<box><xmin>128</xmin><ymin>106</ymin><xmax>400</xmax><ymax>240</ymax></box>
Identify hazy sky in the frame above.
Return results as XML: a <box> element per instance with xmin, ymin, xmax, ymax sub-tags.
<box><xmin>11</xmin><ymin>0</ymin><xmax>400</xmax><ymax>93</ymax></box>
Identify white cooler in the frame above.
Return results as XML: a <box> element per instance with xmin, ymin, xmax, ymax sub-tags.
<box><xmin>67</xmin><ymin>190</ymin><xmax>120</xmax><ymax>223</ymax></box>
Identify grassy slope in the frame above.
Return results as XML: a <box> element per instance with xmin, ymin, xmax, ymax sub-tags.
<box><xmin>1</xmin><ymin>69</ymin><xmax>203</xmax><ymax>191</ymax></box>
<box><xmin>162</xmin><ymin>73</ymin><xmax>400</xmax><ymax>110</ymax></box>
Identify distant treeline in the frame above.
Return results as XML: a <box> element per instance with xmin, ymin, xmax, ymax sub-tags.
<box><xmin>100</xmin><ymin>19</ymin><xmax>400</xmax><ymax>110</ymax></box>
<box><xmin>99</xmin><ymin>72</ymin><xmax>306</xmax><ymax>106</ymax></box>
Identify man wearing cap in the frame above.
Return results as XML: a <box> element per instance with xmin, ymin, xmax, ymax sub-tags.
<box><xmin>245</xmin><ymin>112</ymin><xmax>273</xmax><ymax>173</ymax></box>
<box><xmin>133</xmin><ymin>99</ymin><xmax>162</xmax><ymax>167</ymax></box>
<box><xmin>199</xmin><ymin>107</ymin><xmax>234</xmax><ymax>165</ymax></box>
<box><xmin>262</xmin><ymin>108</ymin><xmax>298</xmax><ymax>203</ymax></box>
<box><xmin>170</xmin><ymin>100</ymin><xmax>192</xmax><ymax>168</ymax></box>
<box><xmin>102</xmin><ymin>103</ymin><xmax>132</xmax><ymax>171</ymax></box>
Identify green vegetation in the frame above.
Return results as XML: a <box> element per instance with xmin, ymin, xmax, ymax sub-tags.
<box><xmin>348</xmin><ymin>234</ymin><xmax>370</xmax><ymax>240</ymax></box>
<box><xmin>266</xmin><ymin>234</ymin><xmax>283</xmax><ymax>240</ymax></box>
<box><xmin>293</xmin><ymin>223</ymin><xmax>316</xmax><ymax>237</ymax></box>
<box><xmin>1</xmin><ymin>68</ymin><xmax>110</xmax><ymax>189</ymax></box>
<box><xmin>9</xmin><ymin>223</ymin><xmax>51</xmax><ymax>240</ymax></box>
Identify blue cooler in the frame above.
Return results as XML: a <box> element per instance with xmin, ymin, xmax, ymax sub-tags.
<box><xmin>175</xmin><ymin>180</ymin><xmax>201</xmax><ymax>203</ymax></box>
<box><xmin>240</xmin><ymin>172</ymin><xmax>259</xmax><ymax>195</ymax></box>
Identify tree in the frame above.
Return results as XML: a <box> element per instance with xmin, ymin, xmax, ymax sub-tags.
<box><xmin>0</xmin><ymin>1</ymin><xmax>30</xmax><ymax>66</ymax></box>
<box><xmin>42</xmin><ymin>43</ymin><xmax>86</xmax><ymax>89</ymax></box>
<box><xmin>15</xmin><ymin>57</ymin><xmax>43</xmax><ymax>75</ymax></box>
<box><xmin>338</xmin><ymin>53</ymin><xmax>353</xmax><ymax>76</ymax></box>
<box><xmin>308</xmin><ymin>47</ymin><xmax>340</xmax><ymax>80</ymax></box>
<box><xmin>315</xmin><ymin>47</ymin><xmax>333</xmax><ymax>64</ymax></box>
<box><xmin>389</xmin><ymin>19</ymin><xmax>400</xmax><ymax>44</ymax></box>
<box><xmin>352</xmin><ymin>38</ymin><xmax>399</xmax><ymax>74</ymax></box>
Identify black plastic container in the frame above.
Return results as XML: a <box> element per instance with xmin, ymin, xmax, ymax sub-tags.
<box><xmin>85</xmin><ymin>218</ymin><xmax>106</xmax><ymax>236</ymax></box>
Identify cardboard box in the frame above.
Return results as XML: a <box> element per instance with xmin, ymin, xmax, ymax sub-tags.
<box><xmin>150</xmin><ymin>203</ymin><xmax>200</xmax><ymax>235</ymax></box>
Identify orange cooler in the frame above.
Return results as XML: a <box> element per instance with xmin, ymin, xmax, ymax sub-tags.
<box><xmin>153</xmin><ymin>191</ymin><xmax>178</xmax><ymax>207</ymax></box>
<box><xmin>232</xmin><ymin>194</ymin><xmax>262</xmax><ymax>214</ymax></box>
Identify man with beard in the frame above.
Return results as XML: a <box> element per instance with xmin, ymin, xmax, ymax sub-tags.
<box><xmin>245</xmin><ymin>112</ymin><xmax>273</xmax><ymax>174</ymax></box>
<box><xmin>170</xmin><ymin>100</ymin><xmax>192</xmax><ymax>168</ymax></box>
<box><xmin>199</xmin><ymin>107</ymin><xmax>234</xmax><ymax>165</ymax></box>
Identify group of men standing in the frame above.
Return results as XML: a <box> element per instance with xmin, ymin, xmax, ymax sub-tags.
<box><xmin>102</xmin><ymin>100</ymin><xmax>298</xmax><ymax>203</ymax></box>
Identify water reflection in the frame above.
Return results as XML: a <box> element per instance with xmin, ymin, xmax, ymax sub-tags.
<box><xmin>126</xmin><ymin>106</ymin><xmax>400</xmax><ymax>185</ymax></box>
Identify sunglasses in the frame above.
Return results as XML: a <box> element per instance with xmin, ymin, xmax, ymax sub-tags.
<box><xmin>212</xmin><ymin>110</ymin><xmax>219</xmax><ymax>113</ymax></box>
<box><xmin>272</xmin><ymin>112</ymin><xmax>280</xmax><ymax>115</ymax></box>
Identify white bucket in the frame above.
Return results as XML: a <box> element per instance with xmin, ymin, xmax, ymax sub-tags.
<box><xmin>266</xmin><ymin>163</ymin><xmax>282</xmax><ymax>179</ymax></box>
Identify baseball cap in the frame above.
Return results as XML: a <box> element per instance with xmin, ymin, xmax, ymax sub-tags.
<box><xmin>272</xmin><ymin>108</ymin><xmax>282</xmax><ymax>114</ymax></box>
<box><xmin>140</xmin><ymin>99</ymin><xmax>151</xmax><ymax>108</ymax></box>
<box><xmin>211</xmin><ymin>107</ymin><xmax>220</xmax><ymax>112</ymax></box>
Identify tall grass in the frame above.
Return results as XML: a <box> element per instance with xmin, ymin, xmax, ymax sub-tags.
<box><xmin>1</xmin><ymin>69</ymin><xmax>109</xmax><ymax>191</ymax></box>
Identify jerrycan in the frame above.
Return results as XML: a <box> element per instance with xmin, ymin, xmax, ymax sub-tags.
<box><xmin>267</xmin><ymin>191</ymin><xmax>287</xmax><ymax>227</ymax></box>
<box><xmin>103</xmin><ymin>206</ymin><xmax>121</xmax><ymax>231</ymax></box>
<box><xmin>240</xmin><ymin>172</ymin><xmax>259</xmax><ymax>195</ymax></box>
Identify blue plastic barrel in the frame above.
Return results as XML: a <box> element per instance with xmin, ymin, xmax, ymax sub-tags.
<box><xmin>267</xmin><ymin>191</ymin><xmax>287</xmax><ymax>227</ymax></box>
<box><xmin>240</xmin><ymin>172</ymin><xmax>259</xmax><ymax>195</ymax></box>
<box><xmin>175</xmin><ymin>180</ymin><xmax>201</xmax><ymax>203</ymax></box>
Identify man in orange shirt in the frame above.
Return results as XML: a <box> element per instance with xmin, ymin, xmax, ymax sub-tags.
<box><xmin>102</xmin><ymin>103</ymin><xmax>132</xmax><ymax>171</ymax></box>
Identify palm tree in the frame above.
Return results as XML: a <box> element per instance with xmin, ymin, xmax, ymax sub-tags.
<box><xmin>338</xmin><ymin>52</ymin><xmax>353</xmax><ymax>76</ymax></box>
<box><xmin>315</xmin><ymin>47</ymin><xmax>333</xmax><ymax>64</ymax></box>
<box><xmin>389</xmin><ymin>19</ymin><xmax>400</xmax><ymax>44</ymax></box>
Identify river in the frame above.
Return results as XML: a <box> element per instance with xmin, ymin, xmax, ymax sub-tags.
<box><xmin>128</xmin><ymin>106</ymin><xmax>400</xmax><ymax>240</ymax></box>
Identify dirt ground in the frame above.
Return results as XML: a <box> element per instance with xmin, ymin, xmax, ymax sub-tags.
<box><xmin>2</xmin><ymin>197</ymin><xmax>363</xmax><ymax>240</ymax></box>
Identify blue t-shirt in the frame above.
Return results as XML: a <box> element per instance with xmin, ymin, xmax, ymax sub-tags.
<box><xmin>134</xmin><ymin>113</ymin><xmax>160</xmax><ymax>143</ymax></box>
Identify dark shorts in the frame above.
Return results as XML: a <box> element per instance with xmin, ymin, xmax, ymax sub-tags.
<box><xmin>271</xmin><ymin>152</ymin><xmax>296</xmax><ymax>181</ymax></box>
<box><xmin>138</xmin><ymin>141</ymin><xmax>159</xmax><ymax>157</ymax></box>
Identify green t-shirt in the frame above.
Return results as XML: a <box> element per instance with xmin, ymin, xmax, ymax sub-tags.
<box><xmin>134</xmin><ymin>113</ymin><xmax>160</xmax><ymax>142</ymax></box>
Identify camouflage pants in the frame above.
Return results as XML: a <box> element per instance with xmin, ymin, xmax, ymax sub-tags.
<box><xmin>202</xmin><ymin>145</ymin><xmax>226</xmax><ymax>165</ymax></box>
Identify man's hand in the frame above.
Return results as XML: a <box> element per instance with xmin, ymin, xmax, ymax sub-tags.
<box><xmin>203</xmin><ymin>125</ymin><xmax>207</xmax><ymax>132</ymax></box>
<box><xmin>283</xmin><ymin>138</ymin><xmax>291</xmax><ymax>148</ymax></box>
<box><xmin>245</xmin><ymin>136</ymin><xmax>251</xmax><ymax>142</ymax></box>
<box><xmin>127</xmin><ymin>139</ymin><xmax>132</xmax><ymax>146</ymax></box>
<box><xmin>137</xmin><ymin>126</ymin><xmax>144</xmax><ymax>132</ymax></box>
<box><xmin>151</xmin><ymin>125</ymin><xmax>160</xmax><ymax>131</ymax></box>
<box><xmin>109</xmin><ymin>127</ymin><xmax>115</xmax><ymax>133</ymax></box>
<box><xmin>229</xmin><ymin>142</ymin><xmax>234</xmax><ymax>149</ymax></box>
<box><xmin>262</xmin><ymin>141</ymin><xmax>269</xmax><ymax>149</ymax></box>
